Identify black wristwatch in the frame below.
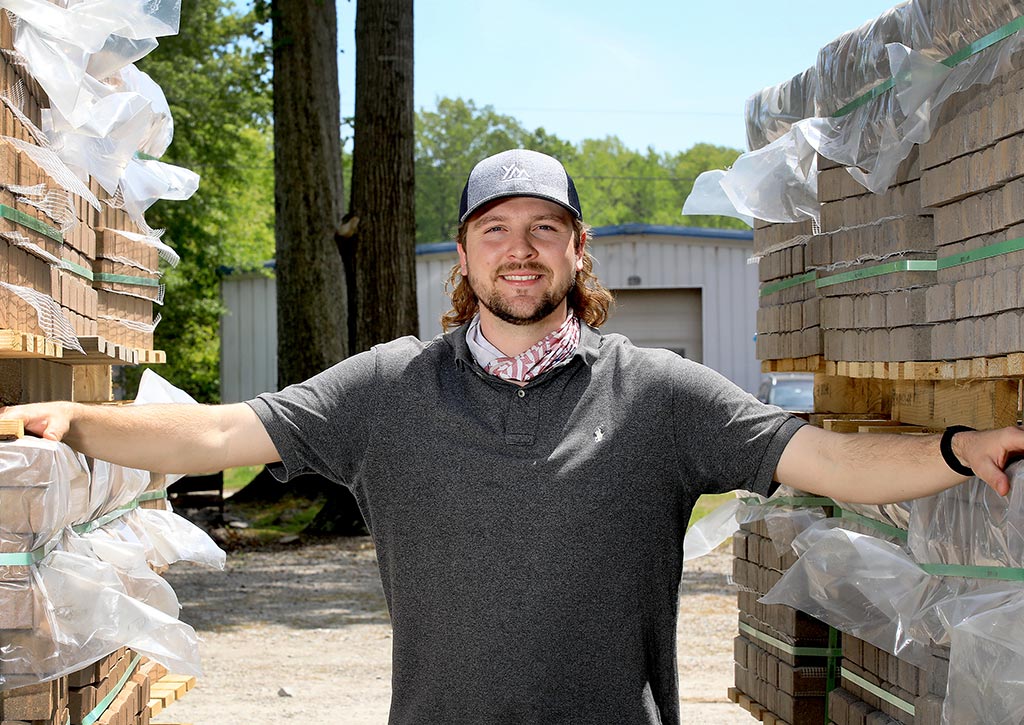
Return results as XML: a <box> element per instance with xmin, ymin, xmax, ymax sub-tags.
<box><xmin>940</xmin><ymin>425</ymin><xmax>975</xmax><ymax>477</ymax></box>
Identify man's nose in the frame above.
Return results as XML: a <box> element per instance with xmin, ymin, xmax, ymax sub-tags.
<box><xmin>507</xmin><ymin>227</ymin><xmax>538</xmax><ymax>258</ymax></box>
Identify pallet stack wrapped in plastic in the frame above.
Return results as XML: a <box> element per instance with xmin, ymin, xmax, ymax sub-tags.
<box><xmin>0</xmin><ymin>371</ymin><xmax>222</xmax><ymax>725</ymax></box>
<box><xmin>684</xmin><ymin>1</ymin><xmax>1024</xmax><ymax>723</ymax></box>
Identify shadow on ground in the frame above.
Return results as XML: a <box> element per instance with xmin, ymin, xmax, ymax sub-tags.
<box><xmin>162</xmin><ymin>538</ymin><xmax>391</xmax><ymax>631</ymax></box>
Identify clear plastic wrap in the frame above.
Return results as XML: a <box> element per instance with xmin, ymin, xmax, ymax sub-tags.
<box><xmin>1</xmin><ymin>0</ymin><xmax>194</xmax><ymax>230</ymax></box>
<box><xmin>685</xmin><ymin>0</ymin><xmax>1024</xmax><ymax>223</ymax></box>
<box><xmin>760</xmin><ymin>526</ymin><xmax>934</xmax><ymax>666</ymax></box>
<box><xmin>908</xmin><ymin>462</ymin><xmax>1024</xmax><ymax>567</ymax></box>
<box><xmin>745</xmin><ymin>67</ymin><xmax>818</xmax><ymax>151</ymax></box>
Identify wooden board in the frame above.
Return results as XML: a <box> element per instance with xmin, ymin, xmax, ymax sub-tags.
<box><xmin>0</xmin><ymin>419</ymin><xmax>23</xmax><ymax>439</ymax></box>
<box><xmin>813</xmin><ymin>375</ymin><xmax>892</xmax><ymax>414</ymax></box>
<box><xmin>73</xmin><ymin>365</ymin><xmax>113</xmax><ymax>402</ymax></box>
<box><xmin>893</xmin><ymin>379</ymin><xmax>1020</xmax><ymax>430</ymax></box>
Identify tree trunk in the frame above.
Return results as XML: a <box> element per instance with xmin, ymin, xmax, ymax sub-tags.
<box><xmin>348</xmin><ymin>0</ymin><xmax>418</xmax><ymax>354</ymax></box>
<box><xmin>272</xmin><ymin>0</ymin><xmax>364</xmax><ymax>535</ymax></box>
<box><xmin>272</xmin><ymin>0</ymin><xmax>348</xmax><ymax>387</ymax></box>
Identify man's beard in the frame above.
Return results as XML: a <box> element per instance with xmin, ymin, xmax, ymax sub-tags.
<box><xmin>469</xmin><ymin>264</ymin><xmax>575</xmax><ymax>327</ymax></box>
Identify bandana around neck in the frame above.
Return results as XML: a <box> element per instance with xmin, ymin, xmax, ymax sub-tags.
<box><xmin>467</xmin><ymin>312</ymin><xmax>581</xmax><ymax>383</ymax></box>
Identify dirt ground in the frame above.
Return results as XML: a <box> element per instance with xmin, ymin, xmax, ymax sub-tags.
<box><xmin>151</xmin><ymin>540</ymin><xmax>750</xmax><ymax>725</ymax></box>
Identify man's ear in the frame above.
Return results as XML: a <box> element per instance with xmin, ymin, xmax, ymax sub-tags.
<box><xmin>576</xmin><ymin>229</ymin><xmax>587</xmax><ymax>270</ymax></box>
<box><xmin>457</xmin><ymin>242</ymin><xmax>468</xmax><ymax>276</ymax></box>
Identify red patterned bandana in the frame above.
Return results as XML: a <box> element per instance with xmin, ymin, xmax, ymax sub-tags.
<box><xmin>482</xmin><ymin>313</ymin><xmax>581</xmax><ymax>383</ymax></box>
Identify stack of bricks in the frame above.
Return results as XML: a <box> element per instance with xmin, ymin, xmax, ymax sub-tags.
<box><xmin>919</xmin><ymin>57</ymin><xmax>1024</xmax><ymax>361</ymax></box>
<box><xmin>94</xmin><ymin>202</ymin><xmax>160</xmax><ymax>352</ymax></box>
<box><xmin>814</xmin><ymin>149</ymin><xmax>937</xmax><ymax>363</ymax></box>
<box><xmin>755</xmin><ymin>218</ymin><xmax>821</xmax><ymax>362</ymax></box>
<box><xmin>0</xmin><ymin>678</ymin><xmax>67</xmax><ymax>725</ymax></box>
<box><xmin>68</xmin><ymin>649</ymin><xmax>154</xmax><ymax>725</ymax></box>
<box><xmin>730</xmin><ymin>515</ymin><xmax>835</xmax><ymax>724</ymax></box>
<box><xmin>827</xmin><ymin>639</ymin><xmax>948</xmax><ymax>725</ymax></box>
<box><xmin>0</xmin><ymin>12</ymin><xmax>159</xmax><ymax>356</ymax></box>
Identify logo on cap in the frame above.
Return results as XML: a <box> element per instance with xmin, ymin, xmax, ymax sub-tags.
<box><xmin>500</xmin><ymin>164</ymin><xmax>530</xmax><ymax>182</ymax></box>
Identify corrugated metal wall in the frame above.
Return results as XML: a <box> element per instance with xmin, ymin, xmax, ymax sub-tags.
<box><xmin>593</xmin><ymin>232</ymin><xmax>759</xmax><ymax>393</ymax></box>
<box><xmin>220</xmin><ymin>227</ymin><xmax>760</xmax><ymax>401</ymax></box>
<box><xmin>220</xmin><ymin>272</ymin><xmax>277</xmax><ymax>403</ymax></box>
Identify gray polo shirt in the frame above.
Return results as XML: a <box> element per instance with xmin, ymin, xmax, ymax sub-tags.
<box><xmin>247</xmin><ymin>324</ymin><xmax>803</xmax><ymax>725</ymax></box>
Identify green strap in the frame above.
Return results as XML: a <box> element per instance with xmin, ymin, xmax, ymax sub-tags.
<box><xmin>0</xmin><ymin>203</ymin><xmax>62</xmax><ymax>242</ymax></box>
<box><xmin>824</xmin><ymin>627</ymin><xmax>839</xmax><ymax>724</ymax></box>
<box><xmin>739</xmin><ymin>495</ymin><xmax>835</xmax><ymax>508</ymax></box>
<box><xmin>832</xmin><ymin>14</ymin><xmax>1024</xmax><ymax>117</ymax></box>
<box><xmin>941</xmin><ymin>15</ymin><xmax>1024</xmax><ymax>68</ymax></box>
<box><xmin>918</xmin><ymin>562</ymin><xmax>1024</xmax><ymax>581</ymax></box>
<box><xmin>61</xmin><ymin>258</ymin><xmax>95</xmax><ymax>282</ymax></box>
<box><xmin>738</xmin><ymin>621</ymin><xmax>842</xmax><ymax>657</ymax></box>
<box><xmin>72</xmin><ymin>489</ymin><xmax>168</xmax><ymax>535</ymax></box>
<box><xmin>0</xmin><ymin>536</ymin><xmax>59</xmax><ymax>565</ymax></box>
<box><xmin>760</xmin><ymin>271</ymin><xmax>816</xmax><ymax>297</ymax></box>
<box><xmin>81</xmin><ymin>653</ymin><xmax>142</xmax><ymax>725</ymax></box>
<box><xmin>93</xmin><ymin>272</ymin><xmax>161</xmax><ymax>287</ymax></box>
<box><xmin>841</xmin><ymin>666</ymin><xmax>916</xmax><ymax>715</ymax></box>
<box><xmin>137</xmin><ymin>489</ymin><xmax>168</xmax><ymax>502</ymax></box>
<box><xmin>838</xmin><ymin>508</ymin><xmax>909</xmax><ymax>541</ymax></box>
<box><xmin>937</xmin><ymin>235</ymin><xmax>1024</xmax><ymax>269</ymax></box>
<box><xmin>815</xmin><ymin>259</ymin><xmax>936</xmax><ymax>288</ymax></box>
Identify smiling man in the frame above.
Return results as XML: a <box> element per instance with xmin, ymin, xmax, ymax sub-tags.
<box><xmin>4</xmin><ymin>149</ymin><xmax>1024</xmax><ymax>725</ymax></box>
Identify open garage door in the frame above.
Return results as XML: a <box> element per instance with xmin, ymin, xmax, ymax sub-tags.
<box><xmin>601</xmin><ymin>288</ymin><xmax>703</xmax><ymax>362</ymax></box>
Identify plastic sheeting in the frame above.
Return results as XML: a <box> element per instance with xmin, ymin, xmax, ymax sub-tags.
<box><xmin>0</xmin><ymin>0</ymin><xmax>196</xmax><ymax>230</ymax></box>
<box><xmin>685</xmin><ymin>0</ymin><xmax>1024</xmax><ymax>225</ymax></box>
<box><xmin>0</xmin><ymin>371</ymin><xmax>224</xmax><ymax>689</ymax></box>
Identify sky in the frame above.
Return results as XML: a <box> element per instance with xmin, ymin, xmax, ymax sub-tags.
<box><xmin>336</xmin><ymin>0</ymin><xmax>902</xmax><ymax>155</ymax></box>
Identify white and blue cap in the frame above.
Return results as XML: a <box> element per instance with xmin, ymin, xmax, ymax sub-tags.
<box><xmin>458</xmin><ymin>149</ymin><xmax>583</xmax><ymax>223</ymax></box>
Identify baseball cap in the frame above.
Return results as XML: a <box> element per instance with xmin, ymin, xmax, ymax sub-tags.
<box><xmin>458</xmin><ymin>149</ymin><xmax>583</xmax><ymax>223</ymax></box>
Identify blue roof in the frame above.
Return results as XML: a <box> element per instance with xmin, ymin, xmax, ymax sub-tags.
<box><xmin>415</xmin><ymin>223</ymin><xmax>752</xmax><ymax>256</ymax></box>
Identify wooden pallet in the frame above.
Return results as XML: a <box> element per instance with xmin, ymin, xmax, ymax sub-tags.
<box><xmin>760</xmin><ymin>356</ymin><xmax>824</xmax><ymax>373</ymax></box>
<box><xmin>0</xmin><ymin>333</ymin><xmax>167</xmax><ymax>366</ymax></box>
<box><xmin>0</xmin><ymin>329</ymin><xmax>62</xmax><ymax>358</ymax></box>
<box><xmin>763</xmin><ymin>354</ymin><xmax>1024</xmax><ymax>381</ymax></box>
<box><xmin>728</xmin><ymin>687</ymin><xmax>788</xmax><ymax>724</ymax></box>
<box><xmin>146</xmin><ymin>672</ymin><xmax>196</xmax><ymax>718</ymax></box>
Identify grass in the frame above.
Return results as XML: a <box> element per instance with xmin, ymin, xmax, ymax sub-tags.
<box><xmin>223</xmin><ymin>465</ymin><xmax>264</xmax><ymax>493</ymax></box>
<box><xmin>688</xmin><ymin>492</ymin><xmax>736</xmax><ymax>530</ymax></box>
<box><xmin>211</xmin><ymin>482</ymin><xmax>735</xmax><ymax>548</ymax></box>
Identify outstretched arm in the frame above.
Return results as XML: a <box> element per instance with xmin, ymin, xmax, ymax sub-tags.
<box><xmin>0</xmin><ymin>401</ymin><xmax>280</xmax><ymax>475</ymax></box>
<box><xmin>775</xmin><ymin>424</ymin><xmax>1024</xmax><ymax>504</ymax></box>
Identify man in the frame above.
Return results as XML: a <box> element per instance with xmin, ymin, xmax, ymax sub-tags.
<box><xmin>4</xmin><ymin>149</ymin><xmax>1024</xmax><ymax>724</ymax></box>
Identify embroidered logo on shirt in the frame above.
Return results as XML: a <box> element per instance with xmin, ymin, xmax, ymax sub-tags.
<box><xmin>594</xmin><ymin>426</ymin><xmax>605</xmax><ymax>443</ymax></box>
<box><xmin>500</xmin><ymin>164</ymin><xmax>530</xmax><ymax>182</ymax></box>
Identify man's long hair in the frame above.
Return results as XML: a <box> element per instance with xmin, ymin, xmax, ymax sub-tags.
<box><xmin>441</xmin><ymin>219</ymin><xmax>614</xmax><ymax>331</ymax></box>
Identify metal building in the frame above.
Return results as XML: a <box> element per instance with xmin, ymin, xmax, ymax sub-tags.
<box><xmin>220</xmin><ymin>224</ymin><xmax>759</xmax><ymax>402</ymax></box>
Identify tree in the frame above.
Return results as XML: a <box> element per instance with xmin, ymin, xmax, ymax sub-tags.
<box><xmin>346</xmin><ymin>0</ymin><xmax>417</xmax><ymax>355</ymax></box>
<box><xmin>135</xmin><ymin>0</ymin><xmax>272</xmax><ymax>402</ymax></box>
<box><xmin>302</xmin><ymin>0</ymin><xmax>416</xmax><ymax>536</ymax></box>
<box><xmin>270</xmin><ymin>0</ymin><xmax>348</xmax><ymax>388</ymax></box>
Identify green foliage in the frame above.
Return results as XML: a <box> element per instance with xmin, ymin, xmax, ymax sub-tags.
<box><xmin>415</xmin><ymin>97</ymin><xmax>748</xmax><ymax>243</ymax></box>
<box><xmin>125</xmin><ymin>0</ymin><xmax>272</xmax><ymax>402</ymax></box>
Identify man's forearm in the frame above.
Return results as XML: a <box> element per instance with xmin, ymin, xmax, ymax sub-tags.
<box><xmin>776</xmin><ymin>426</ymin><xmax>969</xmax><ymax>504</ymax></box>
<box><xmin>1</xmin><ymin>401</ymin><xmax>280</xmax><ymax>474</ymax></box>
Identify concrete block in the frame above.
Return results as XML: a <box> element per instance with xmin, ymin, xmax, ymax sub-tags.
<box><xmin>926</xmin><ymin>283</ymin><xmax>955</xmax><ymax>322</ymax></box>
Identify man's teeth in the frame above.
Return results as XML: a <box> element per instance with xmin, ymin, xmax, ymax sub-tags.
<box><xmin>504</xmin><ymin>274</ymin><xmax>539</xmax><ymax>281</ymax></box>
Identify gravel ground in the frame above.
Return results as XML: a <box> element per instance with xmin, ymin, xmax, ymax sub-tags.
<box><xmin>152</xmin><ymin>539</ymin><xmax>749</xmax><ymax>725</ymax></box>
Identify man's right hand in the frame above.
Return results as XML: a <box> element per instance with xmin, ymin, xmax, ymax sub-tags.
<box><xmin>1</xmin><ymin>401</ymin><xmax>74</xmax><ymax>442</ymax></box>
